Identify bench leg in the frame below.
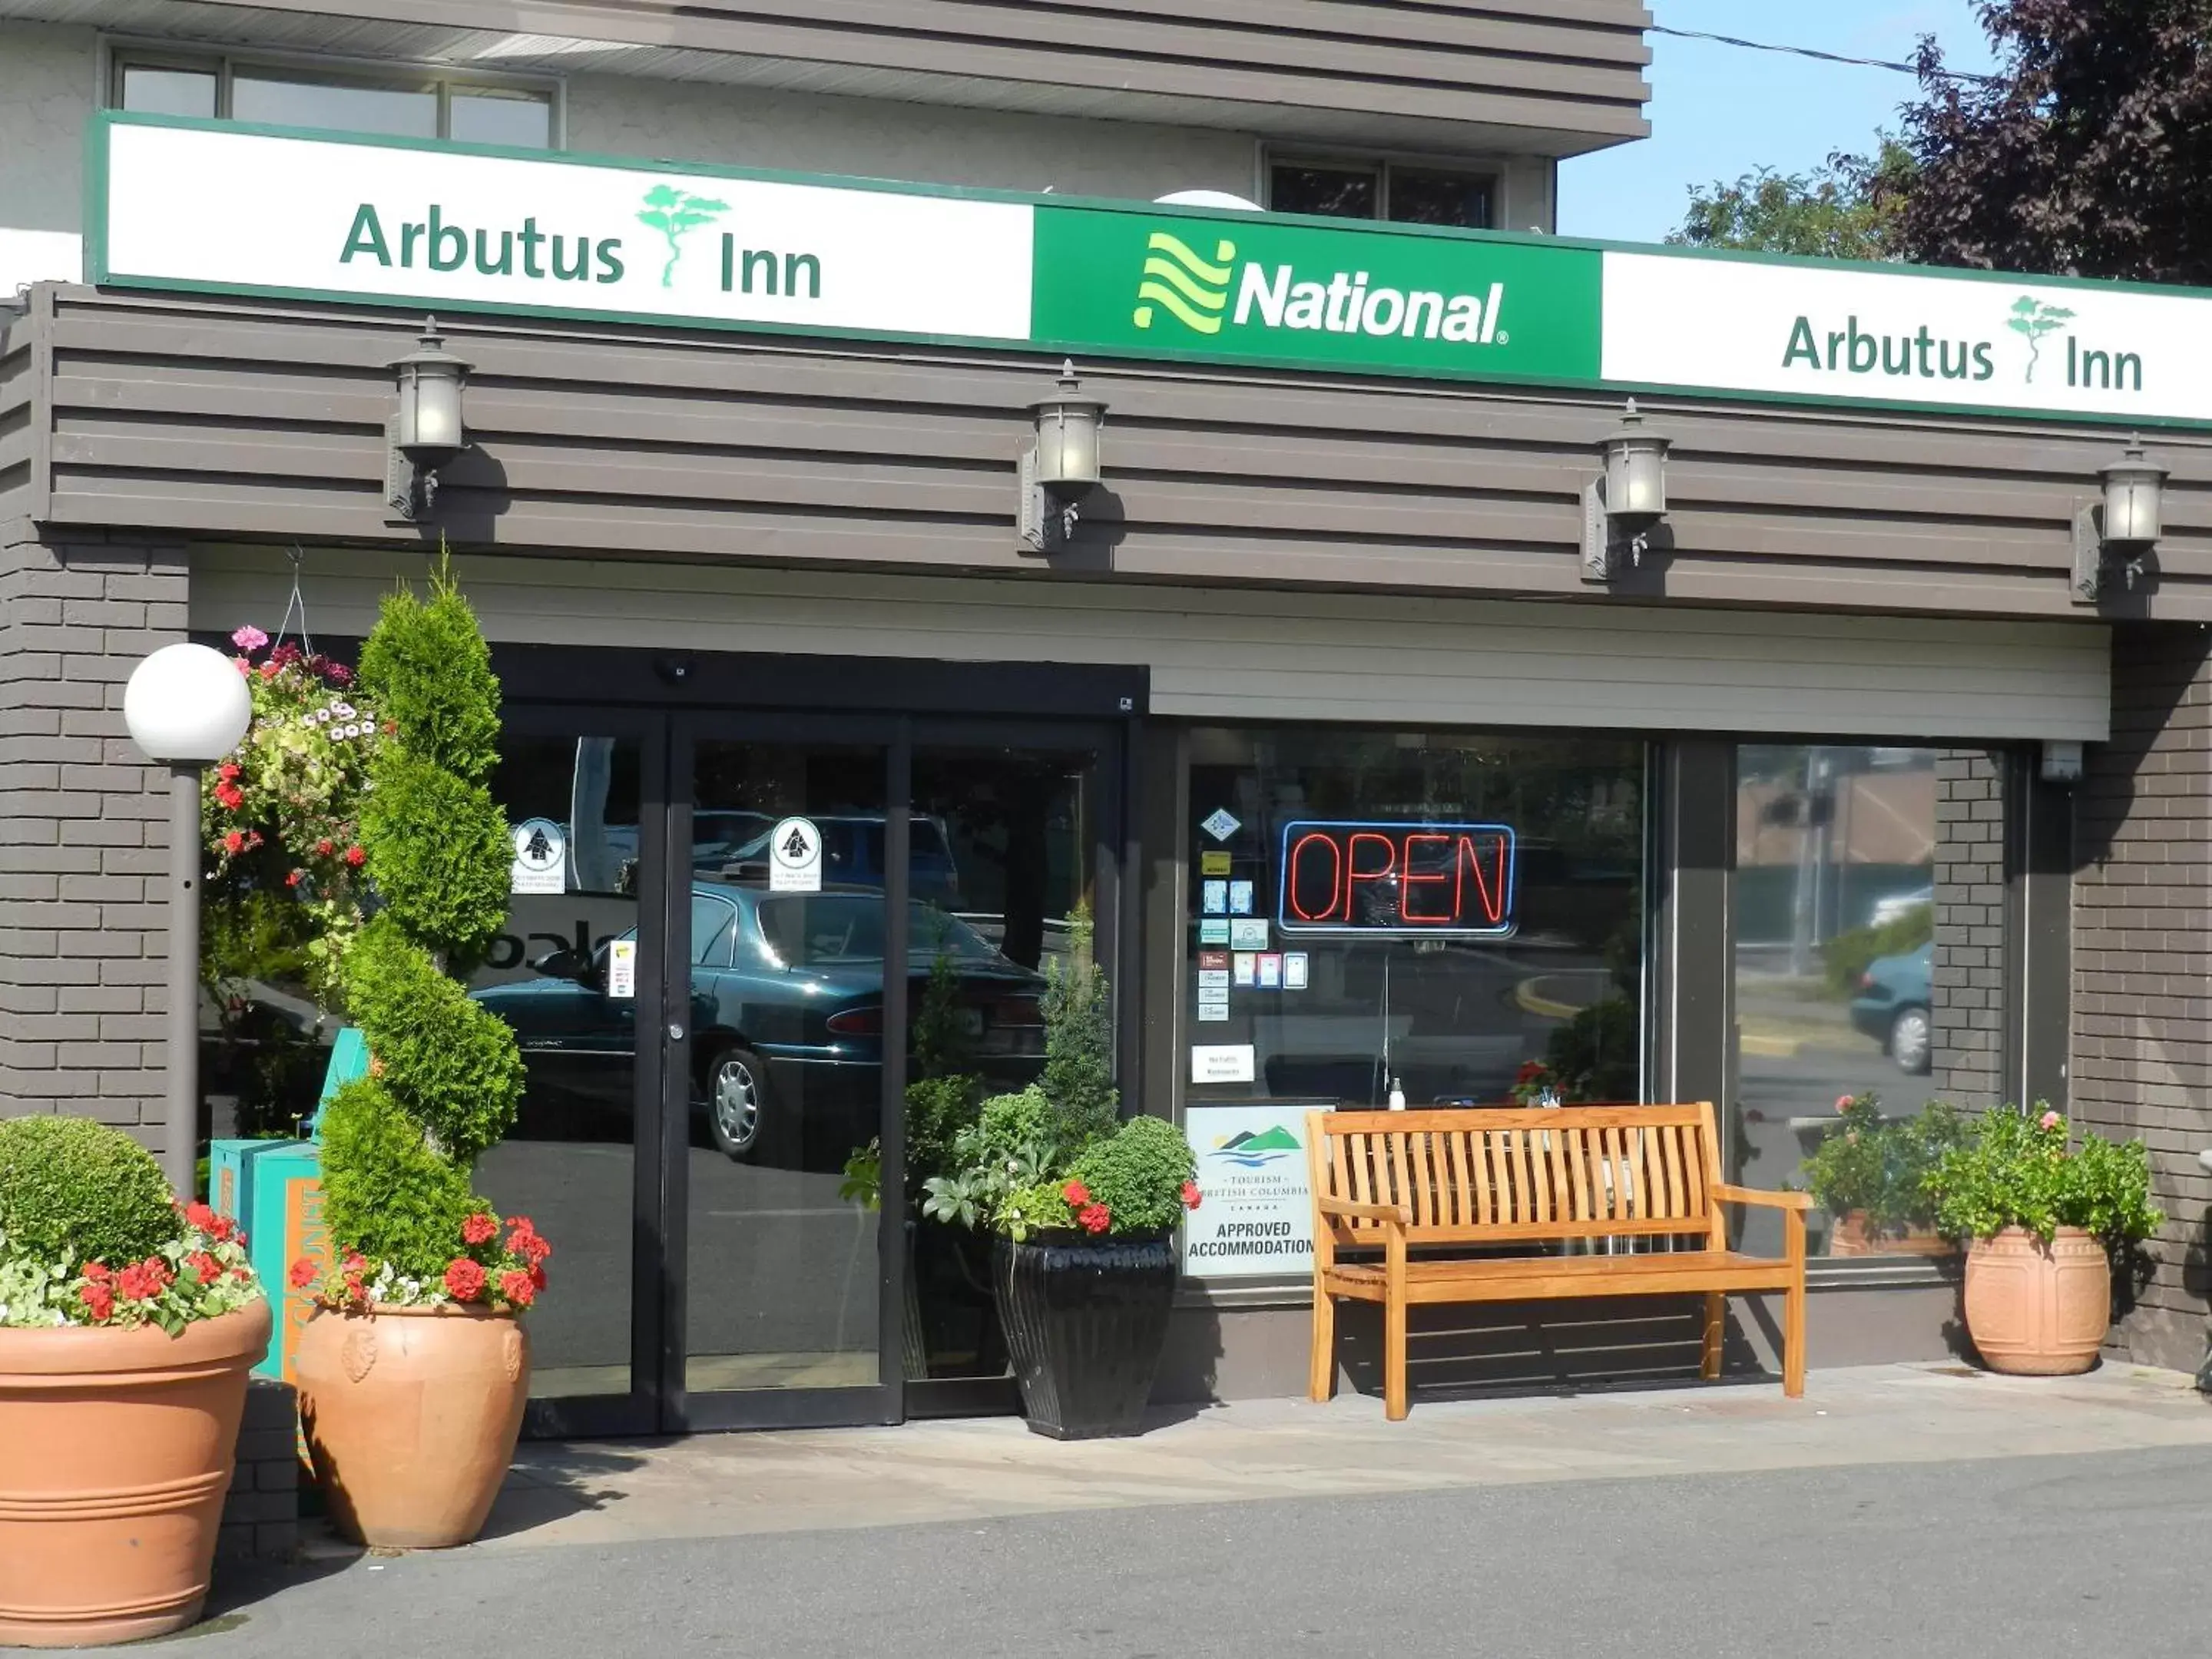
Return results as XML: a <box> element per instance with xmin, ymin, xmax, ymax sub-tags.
<box><xmin>1308</xmin><ymin>1290</ymin><xmax>1336</xmax><ymax>1403</ymax></box>
<box><xmin>1783</xmin><ymin>1277</ymin><xmax>1806</xmax><ymax>1399</ymax></box>
<box><xmin>1383</xmin><ymin>1292</ymin><xmax>1409</xmax><ymax>1422</ymax></box>
<box><xmin>1700</xmin><ymin>1291</ymin><xmax>1725</xmax><ymax>1379</ymax></box>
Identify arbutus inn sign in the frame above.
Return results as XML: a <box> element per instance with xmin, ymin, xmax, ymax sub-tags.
<box><xmin>87</xmin><ymin>112</ymin><xmax>2212</xmax><ymax>429</ymax></box>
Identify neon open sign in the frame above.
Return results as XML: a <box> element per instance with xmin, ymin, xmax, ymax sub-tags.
<box><xmin>1276</xmin><ymin>820</ymin><xmax>1517</xmax><ymax>937</ymax></box>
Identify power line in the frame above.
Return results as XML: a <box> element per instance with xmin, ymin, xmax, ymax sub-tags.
<box><xmin>1648</xmin><ymin>23</ymin><xmax>2001</xmax><ymax>85</ymax></box>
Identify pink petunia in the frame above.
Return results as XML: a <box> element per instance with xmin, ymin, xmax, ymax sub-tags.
<box><xmin>230</xmin><ymin>624</ymin><xmax>269</xmax><ymax>653</ymax></box>
<box><xmin>2038</xmin><ymin>1109</ymin><xmax>2063</xmax><ymax>1131</ymax></box>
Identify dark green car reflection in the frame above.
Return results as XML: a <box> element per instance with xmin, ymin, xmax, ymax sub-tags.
<box><xmin>473</xmin><ymin>886</ymin><xmax>1047</xmax><ymax>1164</ymax></box>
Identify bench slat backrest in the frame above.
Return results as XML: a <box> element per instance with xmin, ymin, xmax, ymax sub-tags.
<box><xmin>1306</xmin><ymin>1104</ymin><xmax>1727</xmax><ymax>1249</ymax></box>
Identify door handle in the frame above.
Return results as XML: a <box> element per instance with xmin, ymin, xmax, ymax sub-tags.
<box><xmin>667</xmin><ymin>1022</ymin><xmax>686</xmax><ymax>1042</ymax></box>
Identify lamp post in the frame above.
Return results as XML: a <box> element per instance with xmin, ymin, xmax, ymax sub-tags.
<box><xmin>123</xmin><ymin>643</ymin><xmax>253</xmax><ymax>1196</ymax></box>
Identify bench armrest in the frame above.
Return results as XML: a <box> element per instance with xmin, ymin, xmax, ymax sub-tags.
<box><xmin>1712</xmin><ymin>1184</ymin><xmax>1813</xmax><ymax>1212</ymax></box>
<box><xmin>1316</xmin><ymin>1196</ymin><xmax>1412</xmax><ymax>1227</ymax></box>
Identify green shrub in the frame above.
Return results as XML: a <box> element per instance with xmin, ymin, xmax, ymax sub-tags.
<box><xmin>1922</xmin><ymin>1104</ymin><xmax>2161</xmax><ymax>1245</ymax></box>
<box><xmin>1039</xmin><ymin>903</ymin><xmax>1117</xmax><ymax>1147</ymax></box>
<box><xmin>0</xmin><ymin>1115</ymin><xmax>179</xmax><ymax>1266</ymax></box>
<box><xmin>1068</xmin><ymin>1114</ymin><xmax>1197</xmax><ymax>1238</ymax></box>
<box><xmin>355</xmin><ymin>754</ymin><xmax>511</xmax><ymax>975</ymax></box>
<box><xmin>1821</xmin><ymin>902</ymin><xmax>1932</xmax><ymax>998</ymax></box>
<box><xmin>316</xmin><ymin>1078</ymin><xmax>480</xmax><ymax>1279</ymax></box>
<box><xmin>321</xmin><ymin>555</ymin><xmax>524</xmax><ymax>1282</ymax></box>
<box><xmin>1800</xmin><ymin>1094</ymin><xmax>1966</xmax><ymax>1236</ymax></box>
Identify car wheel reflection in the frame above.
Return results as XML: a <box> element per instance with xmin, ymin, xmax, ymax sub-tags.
<box><xmin>707</xmin><ymin>1045</ymin><xmax>770</xmax><ymax>1162</ymax></box>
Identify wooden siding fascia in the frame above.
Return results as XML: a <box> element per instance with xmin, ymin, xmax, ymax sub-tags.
<box><xmin>28</xmin><ymin>285</ymin><xmax>2212</xmax><ymax>625</ymax></box>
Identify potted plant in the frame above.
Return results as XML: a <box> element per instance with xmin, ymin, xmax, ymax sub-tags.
<box><xmin>286</xmin><ymin>559</ymin><xmax>543</xmax><ymax>1548</ymax></box>
<box><xmin>1922</xmin><ymin>1104</ymin><xmax>2161</xmax><ymax>1375</ymax></box>
<box><xmin>924</xmin><ymin>929</ymin><xmax>1200</xmax><ymax>1438</ymax></box>
<box><xmin>0</xmin><ymin>1115</ymin><xmax>269</xmax><ymax>1647</ymax></box>
<box><xmin>1800</xmin><ymin>1093</ymin><xmax>1963</xmax><ymax>1256</ymax></box>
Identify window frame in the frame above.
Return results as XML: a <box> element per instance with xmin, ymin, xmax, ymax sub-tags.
<box><xmin>104</xmin><ymin>39</ymin><xmax>563</xmax><ymax>147</ymax></box>
<box><xmin>1262</xmin><ymin>147</ymin><xmax>1499</xmax><ymax>230</ymax></box>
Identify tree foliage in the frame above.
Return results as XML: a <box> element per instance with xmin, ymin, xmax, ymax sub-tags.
<box><xmin>322</xmin><ymin>555</ymin><xmax>524</xmax><ymax>1280</ymax></box>
<box><xmin>1671</xmin><ymin>140</ymin><xmax>1916</xmax><ymax>260</ymax></box>
<box><xmin>1894</xmin><ymin>0</ymin><xmax>2212</xmax><ymax>282</ymax></box>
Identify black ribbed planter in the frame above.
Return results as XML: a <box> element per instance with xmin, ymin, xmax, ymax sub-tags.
<box><xmin>992</xmin><ymin>1233</ymin><xmax>1177</xmax><ymax>1439</ymax></box>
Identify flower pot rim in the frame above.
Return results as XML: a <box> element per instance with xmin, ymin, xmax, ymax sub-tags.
<box><xmin>1969</xmin><ymin>1224</ymin><xmax>2103</xmax><ymax>1247</ymax></box>
<box><xmin>1000</xmin><ymin>1228</ymin><xmax>1174</xmax><ymax>1248</ymax></box>
<box><xmin>311</xmin><ymin>1300</ymin><xmax>521</xmax><ymax>1321</ymax></box>
<box><xmin>0</xmin><ymin>1296</ymin><xmax>272</xmax><ymax>1376</ymax></box>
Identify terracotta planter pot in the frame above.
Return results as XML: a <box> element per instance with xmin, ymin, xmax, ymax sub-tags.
<box><xmin>1827</xmin><ymin>1210</ymin><xmax>1957</xmax><ymax>1259</ymax></box>
<box><xmin>293</xmin><ymin>1303</ymin><xmax>527</xmax><ymax>1548</ymax></box>
<box><xmin>0</xmin><ymin>1299</ymin><xmax>272</xmax><ymax>1649</ymax></box>
<box><xmin>1962</xmin><ymin>1226</ymin><xmax>2111</xmax><ymax>1376</ymax></box>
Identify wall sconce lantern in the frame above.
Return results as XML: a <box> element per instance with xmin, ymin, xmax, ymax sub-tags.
<box><xmin>2071</xmin><ymin>436</ymin><xmax>2167</xmax><ymax>604</ymax></box>
<box><xmin>385</xmin><ymin>317</ymin><xmax>472</xmax><ymax>523</ymax></box>
<box><xmin>1581</xmin><ymin>400</ymin><xmax>1673</xmax><ymax>582</ymax></box>
<box><xmin>1018</xmin><ymin>360</ymin><xmax>1108</xmax><ymax>554</ymax></box>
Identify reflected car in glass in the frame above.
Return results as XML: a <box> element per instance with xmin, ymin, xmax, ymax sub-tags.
<box><xmin>472</xmin><ymin>885</ymin><xmax>1046</xmax><ymax>1163</ymax></box>
<box><xmin>1849</xmin><ymin>942</ymin><xmax>1933</xmax><ymax>1075</ymax></box>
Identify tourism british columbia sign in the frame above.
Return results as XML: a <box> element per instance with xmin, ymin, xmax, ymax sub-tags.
<box><xmin>88</xmin><ymin>113</ymin><xmax>2212</xmax><ymax>429</ymax></box>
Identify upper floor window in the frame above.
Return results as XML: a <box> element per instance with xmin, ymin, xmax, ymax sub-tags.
<box><xmin>112</xmin><ymin>51</ymin><xmax>555</xmax><ymax>148</ymax></box>
<box><xmin>1267</xmin><ymin>157</ymin><xmax>1493</xmax><ymax>230</ymax></box>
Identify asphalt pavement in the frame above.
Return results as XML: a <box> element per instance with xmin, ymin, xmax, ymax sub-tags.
<box><xmin>175</xmin><ymin>1444</ymin><xmax>2208</xmax><ymax>1658</ymax></box>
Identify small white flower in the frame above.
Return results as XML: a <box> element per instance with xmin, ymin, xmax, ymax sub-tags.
<box><xmin>343</xmin><ymin>724</ymin><xmax>360</xmax><ymax>739</ymax></box>
<box><xmin>336</xmin><ymin>703</ymin><xmax>355</xmax><ymax>719</ymax></box>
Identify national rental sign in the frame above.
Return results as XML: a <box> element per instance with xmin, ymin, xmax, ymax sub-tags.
<box><xmin>88</xmin><ymin>113</ymin><xmax>2212</xmax><ymax>429</ymax></box>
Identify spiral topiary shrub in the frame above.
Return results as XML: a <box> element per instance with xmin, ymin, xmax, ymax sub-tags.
<box><xmin>0</xmin><ymin>1115</ymin><xmax>179</xmax><ymax>1267</ymax></box>
<box><xmin>317</xmin><ymin>558</ymin><xmax>527</xmax><ymax>1290</ymax></box>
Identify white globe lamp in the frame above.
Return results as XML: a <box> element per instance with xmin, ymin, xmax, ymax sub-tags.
<box><xmin>124</xmin><ymin>643</ymin><xmax>253</xmax><ymax>763</ymax></box>
<box><xmin>124</xmin><ymin>642</ymin><xmax>254</xmax><ymax>1194</ymax></box>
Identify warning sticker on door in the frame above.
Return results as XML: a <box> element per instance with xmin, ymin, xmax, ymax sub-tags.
<box><xmin>770</xmin><ymin>816</ymin><xmax>823</xmax><ymax>892</ymax></box>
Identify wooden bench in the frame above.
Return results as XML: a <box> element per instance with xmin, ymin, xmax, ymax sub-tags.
<box><xmin>1305</xmin><ymin>1103</ymin><xmax>1807</xmax><ymax>1419</ymax></box>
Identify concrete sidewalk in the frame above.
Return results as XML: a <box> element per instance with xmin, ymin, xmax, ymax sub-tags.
<box><xmin>454</xmin><ymin>1362</ymin><xmax>2212</xmax><ymax>1554</ymax></box>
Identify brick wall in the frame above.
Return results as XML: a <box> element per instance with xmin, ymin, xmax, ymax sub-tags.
<box><xmin>1931</xmin><ymin>749</ymin><xmax>2007</xmax><ymax>1108</ymax></box>
<box><xmin>219</xmin><ymin>1379</ymin><xmax>300</xmax><ymax>1561</ymax></box>
<box><xmin>0</xmin><ymin>531</ymin><xmax>185</xmax><ymax>1144</ymax></box>
<box><xmin>2073</xmin><ymin>622</ymin><xmax>2212</xmax><ymax>1373</ymax></box>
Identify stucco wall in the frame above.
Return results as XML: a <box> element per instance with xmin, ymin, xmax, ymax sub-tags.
<box><xmin>0</xmin><ymin>22</ymin><xmax>94</xmax><ymax>296</ymax></box>
<box><xmin>564</xmin><ymin>74</ymin><xmax>1260</xmax><ymax>202</ymax></box>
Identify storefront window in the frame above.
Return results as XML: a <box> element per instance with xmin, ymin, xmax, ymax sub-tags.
<box><xmin>1731</xmin><ymin>745</ymin><xmax>2008</xmax><ymax>1257</ymax></box>
<box><xmin>1184</xmin><ymin>729</ymin><xmax>1646</xmax><ymax>1112</ymax></box>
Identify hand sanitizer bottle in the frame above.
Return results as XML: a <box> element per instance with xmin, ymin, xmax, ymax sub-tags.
<box><xmin>1388</xmin><ymin>1076</ymin><xmax>1406</xmax><ymax>1111</ymax></box>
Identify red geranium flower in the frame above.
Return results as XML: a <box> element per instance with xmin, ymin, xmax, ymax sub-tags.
<box><xmin>117</xmin><ymin>1260</ymin><xmax>167</xmax><ymax>1300</ymax></box>
<box><xmin>210</xmin><ymin>1214</ymin><xmax>235</xmax><ymax>1242</ymax></box>
<box><xmin>527</xmin><ymin>1264</ymin><xmax>547</xmax><ymax>1291</ymax></box>
<box><xmin>461</xmin><ymin>1211</ymin><xmax>498</xmax><ymax>1247</ymax></box>
<box><xmin>222</xmin><ymin>830</ymin><xmax>245</xmax><ymax>855</ymax></box>
<box><xmin>82</xmin><ymin>1260</ymin><xmax>111</xmax><ymax>1282</ymax></box>
<box><xmin>217</xmin><ymin>763</ymin><xmax>241</xmax><ymax>782</ymax></box>
<box><xmin>344</xmin><ymin>845</ymin><xmax>366</xmax><ymax>868</ymax></box>
<box><xmin>285</xmin><ymin>869</ymin><xmax>304</xmax><ymax>888</ymax></box>
<box><xmin>498</xmin><ymin>1270</ymin><xmax>537</xmax><ymax>1308</ymax></box>
<box><xmin>1077</xmin><ymin>1202</ymin><xmax>1111</xmax><ymax>1235</ymax></box>
<box><xmin>1181</xmin><ymin>1180</ymin><xmax>1202</xmax><ymax>1211</ymax></box>
<box><xmin>78</xmin><ymin>1283</ymin><xmax>114</xmax><ymax>1322</ymax></box>
<box><xmin>287</xmin><ymin>1258</ymin><xmax>319</xmax><ymax>1290</ymax></box>
<box><xmin>315</xmin><ymin>838</ymin><xmax>335</xmax><ymax>857</ymax></box>
<box><xmin>444</xmin><ymin>1258</ymin><xmax>488</xmax><ymax>1300</ymax></box>
<box><xmin>341</xmin><ymin>1250</ymin><xmax>368</xmax><ymax>1276</ymax></box>
<box><xmin>342</xmin><ymin>1273</ymin><xmax>366</xmax><ymax>1306</ymax></box>
<box><xmin>1061</xmin><ymin>1180</ymin><xmax>1091</xmax><ymax>1207</ymax></box>
<box><xmin>184</xmin><ymin>1200</ymin><xmax>217</xmax><ymax>1233</ymax></box>
<box><xmin>184</xmin><ymin>1251</ymin><xmax>224</xmax><ymax>1284</ymax></box>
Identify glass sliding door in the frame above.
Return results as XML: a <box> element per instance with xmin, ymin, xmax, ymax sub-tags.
<box><xmin>672</xmin><ymin>720</ymin><xmax>896</xmax><ymax>1427</ymax></box>
<box><xmin>469</xmin><ymin>709</ymin><xmax>665</xmax><ymax>1436</ymax></box>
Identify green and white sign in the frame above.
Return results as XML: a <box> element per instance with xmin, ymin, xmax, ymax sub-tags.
<box><xmin>86</xmin><ymin>114</ymin><xmax>2212</xmax><ymax>429</ymax></box>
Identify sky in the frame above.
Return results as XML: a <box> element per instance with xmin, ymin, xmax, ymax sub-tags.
<box><xmin>1557</xmin><ymin>2</ymin><xmax>2005</xmax><ymax>244</ymax></box>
